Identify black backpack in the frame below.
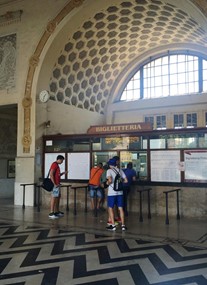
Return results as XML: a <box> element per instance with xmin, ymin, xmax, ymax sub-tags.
<box><xmin>113</xmin><ymin>168</ymin><xmax>124</xmax><ymax>191</ymax></box>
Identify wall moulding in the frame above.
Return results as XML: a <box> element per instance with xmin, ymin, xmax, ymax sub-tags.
<box><xmin>191</xmin><ymin>0</ymin><xmax>207</xmax><ymax>17</ymax></box>
<box><xmin>0</xmin><ymin>10</ymin><xmax>23</xmax><ymax>26</ymax></box>
<box><xmin>22</xmin><ymin>0</ymin><xmax>86</xmax><ymax>153</ymax></box>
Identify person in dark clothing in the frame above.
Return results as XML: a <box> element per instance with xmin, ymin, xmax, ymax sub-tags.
<box><xmin>123</xmin><ymin>162</ymin><xmax>136</xmax><ymax>216</ymax></box>
<box><xmin>99</xmin><ymin>164</ymin><xmax>109</xmax><ymax>210</ymax></box>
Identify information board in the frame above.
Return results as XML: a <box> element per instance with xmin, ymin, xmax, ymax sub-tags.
<box><xmin>151</xmin><ymin>150</ymin><xmax>181</xmax><ymax>182</ymax></box>
<box><xmin>67</xmin><ymin>153</ymin><xmax>90</xmax><ymax>180</ymax></box>
<box><xmin>184</xmin><ymin>150</ymin><xmax>207</xmax><ymax>182</ymax></box>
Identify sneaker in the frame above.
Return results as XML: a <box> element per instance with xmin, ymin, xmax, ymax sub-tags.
<box><xmin>121</xmin><ymin>225</ymin><xmax>127</xmax><ymax>231</ymax></box>
<box><xmin>48</xmin><ymin>212</ymin><xmax>59</xmax><ymax>219</ymax></box>
<box><xmin>107</xmin><ymin>220</ymin><xmax>119</xmax><ymax>226</ymax></box>
<box><xmin>55</xmin><ymin>211</ymin><xmax>64</xmax><ymax>217</ymax></box>
<box><xmin>106</xmin><ymin>225</ymin><xmax>116</xmax><ymax>231</ymax></box>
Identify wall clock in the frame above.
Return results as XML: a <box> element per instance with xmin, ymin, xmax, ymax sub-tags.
<box><xmin>39</xmin><ymin>90</ymin><xmax>50</xmax><ymax>103</ymax></box>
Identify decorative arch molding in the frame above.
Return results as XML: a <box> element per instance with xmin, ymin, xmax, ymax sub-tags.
<box><xmin>21</xmin><ymin>0</ymin><xmax>85</xmax><ymax>153</ymax></box>
<box><xmin>191</xmin><ymin>0</ymin><xmax>207</xmax><ymax>17</ymax></box>
<box><xmin>21</xmin><ymin>0</ymin><xmax>207</xmax><ymax>153</ymax></box>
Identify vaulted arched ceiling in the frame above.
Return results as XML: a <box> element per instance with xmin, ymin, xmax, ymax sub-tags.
<box><xmin>48</xmin><ymin>0</ymin><xmax>207</xmax><ymax>114</ymax></box>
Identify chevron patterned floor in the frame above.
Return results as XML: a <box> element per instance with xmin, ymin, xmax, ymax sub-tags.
<box><xmin>0</xmin><ymin>200</ymin><xmax>206</xmax><ymax>285</ymax></box>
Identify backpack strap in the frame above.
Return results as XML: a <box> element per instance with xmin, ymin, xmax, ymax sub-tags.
<box><xmin>112</xmin><ymin>167</ymin><xmax>121</xmax><ymax>176</ymax></box>
<box><xmin>89</xmin><ymin>167</ymin><xmax>102</xmax><ymax>186</ymax></box>
<box><xmin>111</xmin><ymin>167</ymin><xmax>122</xmax><ymax>191</ymax></box>
<box><xmin>90</xmin><ymin>168</ymin><xmax>101</xmax><ymax>180</ymax></box>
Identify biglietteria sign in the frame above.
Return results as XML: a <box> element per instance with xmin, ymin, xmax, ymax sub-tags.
<box><xmin>87</xmin><ymin>122</ymin><xmax>152</xmax><ymax>134</ymax></box>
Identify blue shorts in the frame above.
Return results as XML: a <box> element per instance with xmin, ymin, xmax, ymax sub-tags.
<box><xmin>89</xmin><ymin>185</ymin><xmax>103</xmax><ymax>198</ymax></box>
<box><xmin>107</xmin><ymin>195</ymin><xmax>124</xmax><ymax>208</ymax></box>
<box><xmin>52</xmin><ymin>186</ymin><xmax>60</xmax><ymax>198</ymax></box>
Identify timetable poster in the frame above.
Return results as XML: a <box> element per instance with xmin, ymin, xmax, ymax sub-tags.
<box><xmin>151</xmin><ymin>150</ymin><xmax>181</xmax><ymax>182</ymax></box>
<box><xmin>184</xmin><ymin>150</ymin><xmax>207</xmax><ymax>182</ymax></box>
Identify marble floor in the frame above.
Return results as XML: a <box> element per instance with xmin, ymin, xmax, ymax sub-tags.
<box><xmin>0</xmin><ymin>199</ymin><xmax>206</xmax><ymax>285</ymax></box>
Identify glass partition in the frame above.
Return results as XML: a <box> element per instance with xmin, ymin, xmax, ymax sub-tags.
<box><xmin>167</xmin><ymin>134</ymin><xmax>198</xmax><ymax>148</ymax></box>
<box><xmin>92</xmin><ymin>136</ymin><xmax>142</xmax><ymax>150</ymax></box>
<box><xmin>150</xmin><ymin>133</ymin><xmax>201</xmax><ymax>149</ymax></box>
<box><xmin>45</xmin><ymin>138</ymin><xmax>90</xmax><ymax>152</ymax></box>
<box><xmin>120</xmin><ymin>151</ymin><xmax>147</xmax><ymax>180</ymax></box>
<box><xmin>92</xmin><ymin>151</ymin><xmax>118</xmax><ymax>166</ymax></box>
<box><xmin>198</xmin><ymin>133</ymin><xmax>207</xmax><ymax>148</ymax></box>
<box><xmin>150</xmin><ymin>137</ymin><xmax>166</xmax><ymax>149</ymax></box>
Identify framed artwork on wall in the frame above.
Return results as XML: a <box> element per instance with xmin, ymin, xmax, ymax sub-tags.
<box><xmin>7</xmin><ymin>159</ymin><xmax>15</xmax><ymax>178</ymax></box>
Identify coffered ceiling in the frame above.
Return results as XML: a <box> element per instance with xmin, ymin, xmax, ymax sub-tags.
<box><xmin>48</xmin><ymin>0</ymin><xmax>207</xmax><ymax>114</ymax></box>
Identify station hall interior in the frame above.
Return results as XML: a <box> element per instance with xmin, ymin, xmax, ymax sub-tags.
<box><xmin>0</xmin><ymin>0</ymin><xmax>207</xmax><ymax>284</ymax></box>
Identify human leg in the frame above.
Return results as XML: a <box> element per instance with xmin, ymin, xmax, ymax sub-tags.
<box><xmin>55</xmin><ymin>191</ymin><xmax>64</xmax><ymax>217</ymax></box>
<box><xmin>49</xmin><ymin>196</ymin><xmax>59</xmax><ymax>218</ymax></box>
<box><xmin>89</xmin><ymin>186</ymin><xmax>95</xmax><ymax>210</ymax></box>
<box><xmin>123</xmin><ymin>186</ymin><xmax>130</xmax><ymax>216</ymax></box>
<box><xmin>49</xmin><ymin>186</ymin><xmax>60</xmax><ymax>219</ymax></box>
<box><xmin>118</xmin><ymin>207</ymin><xmax>125</xmax><ymax>226</ymax></box>
<box><xmin>106</xmin><ymin>196</ymin><xmax>116</xmax><ymax>230</ymax></box>
<box><xmin>117</xmin><ymin>195</ymin><xmax>127</xmax><ymax>230</ymax></box>
<box><xmin>96</xmin><ymin>188</ymin><xmax>104</xmax><ymax>209</ymax></box>
<box><xmin>99</xmin><ymin>188</ymin><xmax>105</xmax><ymax>210</ymax></box>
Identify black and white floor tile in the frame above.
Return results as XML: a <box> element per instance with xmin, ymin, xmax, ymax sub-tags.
<box><xmin>0</xmin><ymin>221</ymin><xmax>206</xmax><ymax>285</ymax></box>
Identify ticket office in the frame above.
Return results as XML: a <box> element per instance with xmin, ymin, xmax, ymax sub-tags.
<box><xmin>43</xmin><ymin>135</ymin><xmax>147</xmax><ymax>181</ymax></box>
<box><xmin>43</xmin><ymin>127</ymin><xmax>207</xmax><ymax>185</ymax></box>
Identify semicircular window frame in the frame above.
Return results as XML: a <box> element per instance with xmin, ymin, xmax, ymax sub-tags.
<box><xmin>120</xmin><ymin>51</ymin><xmax>207</xmax><ymax>101</ymax></box>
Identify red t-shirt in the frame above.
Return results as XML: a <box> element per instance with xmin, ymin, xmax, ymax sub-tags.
<box><xmin>50</xmin><ymin>162</ymin><xmax>60</xmax><ymax>185</ymax></box>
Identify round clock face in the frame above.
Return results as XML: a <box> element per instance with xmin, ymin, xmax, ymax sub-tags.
<box><xmin>39</xmin><ymin>90</ymin><xmax>50</xmax><ymax>103</ymax></box>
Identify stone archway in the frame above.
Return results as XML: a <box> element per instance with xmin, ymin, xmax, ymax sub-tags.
<box><xmin>21</xmin><ymin>0</ymin><xmax>85</xmax><ymax>153</ymax></box>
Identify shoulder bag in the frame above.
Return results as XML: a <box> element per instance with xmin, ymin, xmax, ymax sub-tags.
<box><xmin>41</xmin><ymin>165</ymin><xmax>57</xmax><ymax>192</ymax></box>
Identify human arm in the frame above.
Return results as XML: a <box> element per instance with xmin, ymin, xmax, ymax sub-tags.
<box><xmin>106</xmin><ymin>169</ymin><xmax>112</xmax><ymax>186</ymax></box>
<box><xmin>106</xmin><ymin>174</ymin><xmax>112</xmax><ymax>186</ymax></box>
<box><xmin>132</xmin><ymin>169</ymin><xmax>137</xmax><ymax>182</ymax></box>
<box><xmin>60</xmin><ymin>171</ymin><xmax>68</xmax><ymax>176</ymax></box>
<box><xmin>49</xmin><ymin>168</ymin><xmax>58</xmax><ymax>187</ymax></box>
<box><xmin>123</xmin><ymin>176</ymin><xmax>128</xmax><ymax>183</ymax></box>
<box><xmin>121</xmin><ymin>169</ymin><xmax>128</xmax><ymax>184</ymax></box>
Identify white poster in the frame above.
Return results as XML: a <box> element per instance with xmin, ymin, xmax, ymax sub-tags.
<box><xmin>67</xmin><ymin>153</ymin><xmax>90</xmax><ymax>180</ymax></box>
<box><xmin>44</xmin><ymin>153</ymin><xmax>66</xmax><ymax>178</ymax></box>
<box><xmin>151</xmin><ymin>150</ymin><xmax>181</xmax><ymax>182</ymax></box>
<box><xmin>184</xmin><ymin>150</ymin><xmax>207</xmax><ymax>182</ymax></box>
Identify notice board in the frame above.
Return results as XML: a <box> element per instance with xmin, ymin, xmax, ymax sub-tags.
<box><xmin>67</xmin><ymin>153</ymin><xmax>90</xmax><ymax>180</ymax></box>
<box><xmin>151</xmin><ymin>150</ymin><xmax>181</xmax><ymax>182</ymax></box>
<box><xmin>184</xmin><ymin>150</ymin><xmax>207</xmax><ymax>182</ymax></box>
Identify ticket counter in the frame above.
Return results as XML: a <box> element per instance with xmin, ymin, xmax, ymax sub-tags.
<box><xmin>41</xmin><ymin>123</ymin><xmax>207</xmax><ymax>218</ymax></box>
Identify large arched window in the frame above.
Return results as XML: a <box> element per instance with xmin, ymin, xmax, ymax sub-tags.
<box><xmin>121</xmin><ymin>53</ymin><xmax>207</xmax><ymax>101</ymax></box>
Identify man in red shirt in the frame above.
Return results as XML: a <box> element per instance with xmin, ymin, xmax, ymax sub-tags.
<box><xmin>88</xmin><ymin>163</ymin><xmax>104</xmax><ymax>211</ymax></box>
<box><xmin>49</xmin><ymin>155</ymin><xmax>67</xmax><ymax>219</ymax></box>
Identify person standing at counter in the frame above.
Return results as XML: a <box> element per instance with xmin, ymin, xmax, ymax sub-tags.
<box><xmin>99</xmin><ymin>163</ymin><xmax>109</xmax><ymax>210</ymax></box>
<box><xmin>123</xmin><ymin>162</ymin><xmax>136</xmax><ymax>216</ymax></box>
<box><xmin>106</xmin><ymin>157</ymin><xmax>128</xmax><ymax>231</ymax></box>
<box><xmin>49</xmin><ymin>155</ymin><xmax>67</xmax><ymax>219</ymax></box>
<box><xmin>88</xmin><ymin>162</ymin><xmax>104</xmax><ymax>211</ymax></box>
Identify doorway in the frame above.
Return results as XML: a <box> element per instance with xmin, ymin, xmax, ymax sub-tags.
<box><xmin>0</xmin><ymin>104</ymin><xmax>17</xmax><ymax>203</ymax></box>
